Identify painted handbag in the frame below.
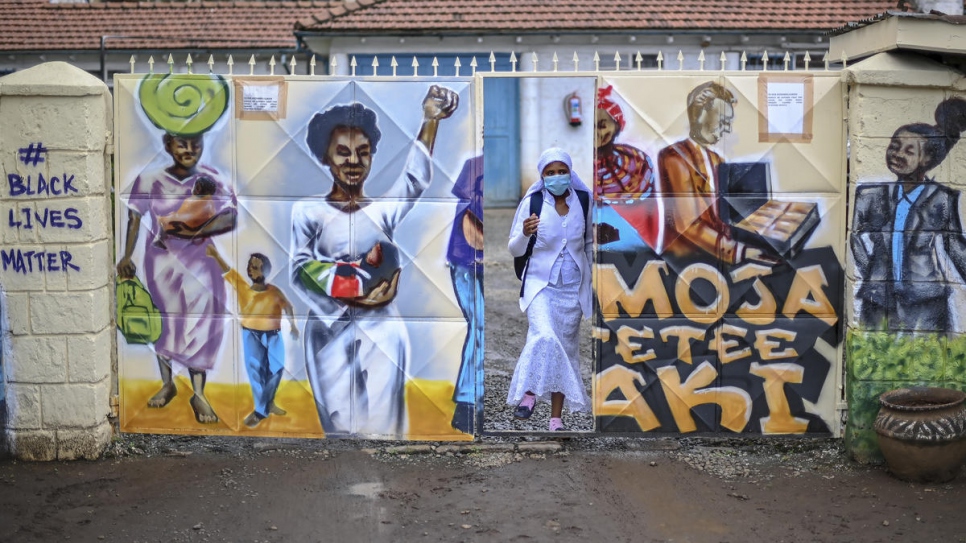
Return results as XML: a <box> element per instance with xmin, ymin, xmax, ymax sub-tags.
<box><xmin>116</xmin><ymin>276</ymin><xmax>162</xmax><ymax>344</ymax></box>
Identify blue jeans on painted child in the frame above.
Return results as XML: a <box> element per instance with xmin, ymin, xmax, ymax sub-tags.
<box><xmin>242</xmin><ymin>328</ymin><xmax>285</xmax><ymax>417</ymax></box>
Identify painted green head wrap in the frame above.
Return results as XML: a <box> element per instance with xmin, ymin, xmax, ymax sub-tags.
<box><xmin>138</xmin><ymin>74</ymin><xmax>230</xmax><ymax>137</ymax></box>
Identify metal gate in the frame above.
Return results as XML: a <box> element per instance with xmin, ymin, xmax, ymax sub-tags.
<box><xmin>114</xmin><ymin>63</ymin><xmax>846</xmax><ymax>440</ymax></box>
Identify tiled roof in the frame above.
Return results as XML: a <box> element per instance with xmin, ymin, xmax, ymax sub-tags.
<box><xmin>0</xmin><ymin>0</ymin><xmax>945</xmax><ymax>53</ymax></box>
<box><xmin>0</xmin><ymin>0</ymin><xmax>340</xmax><ymax>52</ymax></box>
<box><xmin>296</xmin><ymin>0</ymin><xmax>903</xmax><ymax>33</ymax></box>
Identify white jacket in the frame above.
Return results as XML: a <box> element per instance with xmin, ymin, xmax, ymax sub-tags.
<box><xmin>508</xmin><ymin>187</ymin><xmax>593</xmax><ymax>316</ymax></box>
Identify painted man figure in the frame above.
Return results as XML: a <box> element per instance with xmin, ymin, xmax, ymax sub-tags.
<box><xmin>658</xmin><ymin>81</ymin><xmax>768</xmax><ymax>264</ymax></box>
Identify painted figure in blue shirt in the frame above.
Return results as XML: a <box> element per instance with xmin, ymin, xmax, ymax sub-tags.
<box><xmin>851</xmin><ymin>97</ymin><xmax>966</xmax><ymax>332</ymax></box>
<box><xmin>447</xmin><ymin>155</ymin><xmax>484</xmax><ymax>434</ymax></box>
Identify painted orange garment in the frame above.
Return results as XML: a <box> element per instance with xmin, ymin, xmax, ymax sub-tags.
<box><xmin>159</xmin><ymin>195</ymin><xmax>217</xmax><ymax>230</ymax></box>
<box><xmin>224</xmin><ymin>269</ymin><xmax>288</xmax><ymax>331</ymax></box>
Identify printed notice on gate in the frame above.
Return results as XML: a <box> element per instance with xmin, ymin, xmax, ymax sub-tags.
<box><xmin>757</xmin><ymin>74</ymin><xmax>813</xmax><ymax>143</ymax></box>
<box><xmin>245</xmin><ymin>85</ymin><xmax>278</xmax><ymax>112</ymax></box>
<box><xmin>234</xmin><ymin>77</ymin><xmax>288</xmax><ymax>121</ymax></box>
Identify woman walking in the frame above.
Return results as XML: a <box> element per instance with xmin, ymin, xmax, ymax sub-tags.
<box><xmin>507</xmin><ymin>148</ymin><xmax>593</xmax><ymax>431</ymax></box>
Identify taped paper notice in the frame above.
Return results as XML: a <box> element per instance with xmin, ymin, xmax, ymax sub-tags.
<box><xmin>758</xmin><ymin>75</ymin><xmax>813</xmax><ymax>143</ymax></box>
<box><xmin>243</xmin><ymin>85</ymin><xmax>280</xmax><ymax>112</ymax></box>
<box><xmin>234</xmin><ymin>77</ymin><xmax>288</xmax><ymax>121</ymax></box>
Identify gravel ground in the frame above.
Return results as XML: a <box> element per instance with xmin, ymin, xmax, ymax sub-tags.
<box><xmin>101</xmin><ymin>430</ymin><xmax>868</xmax><ymax>485</ymax></box>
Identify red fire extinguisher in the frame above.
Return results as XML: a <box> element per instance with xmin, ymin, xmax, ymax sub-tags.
<box><xmin>564</xmin><ymin>91</ymin><xmax>582</xmax><ymax>126</ymax></box>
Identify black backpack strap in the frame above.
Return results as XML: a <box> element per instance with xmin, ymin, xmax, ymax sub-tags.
<box><xmin>520</xmin><ymin>191</ymin><xmax>544</xmax><ymax>297</ymax></box>
<box><xmin>576</xmin><ymin>189</ymin><xmax>590</xmax><ymax>221</ymax></box>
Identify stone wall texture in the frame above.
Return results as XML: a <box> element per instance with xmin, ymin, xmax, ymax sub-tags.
<box><xmin>0</xmin><ymin>62</ymin><xmax>114</xmax><ymax>460</ymax></box>
<box><xmin>844</xmin><ymin>52</ymin><xmax>966</xmax><ymax>463</ymax></box>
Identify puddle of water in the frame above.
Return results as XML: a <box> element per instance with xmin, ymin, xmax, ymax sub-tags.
<box><xmin>347</xmin><ymin>482</ymin><xmax>384</xmax><ymax>498</ymax></box>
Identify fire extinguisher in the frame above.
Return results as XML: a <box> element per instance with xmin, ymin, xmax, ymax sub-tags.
<box><xmin>564</xmin><ymin>91</ymin><xmax>582</xmax><ymax>126</ymax></box>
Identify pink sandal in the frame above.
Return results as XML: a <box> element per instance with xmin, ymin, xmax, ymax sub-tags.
<box><xmin>514</xmin><ymin>393</ymin><xmax>536</xmax><ymax>419</ymax></box>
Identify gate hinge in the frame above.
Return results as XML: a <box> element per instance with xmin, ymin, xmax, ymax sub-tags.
<box><xmin>110</xmin><ymin>394</ymin><xmax>119</xmax><ymax>418</ymax></box>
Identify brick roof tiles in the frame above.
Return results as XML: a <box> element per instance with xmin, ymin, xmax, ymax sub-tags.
<box><xmin>295</xmin><ymin>0</ymin><xmax>902</xmax><ymax>33</ymax></box>
<box><xmin>0</xmin><ymin>0</ymin><xmax>916</xmax><ymax>52</ymax></box>
<box><xmin>0</xmin><ymin>0</ymin><xmax>341</xmax><ymax>51</ymax></box>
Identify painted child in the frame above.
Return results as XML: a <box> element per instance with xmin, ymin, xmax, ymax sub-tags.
<box><xmin>206</xmin><ymin>245</ymin><xmax>299</xmax><ymax>428</ymax></box>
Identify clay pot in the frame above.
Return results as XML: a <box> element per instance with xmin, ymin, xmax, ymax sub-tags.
<box><xmin>874</xmin><ymin>387</ymin><xmax>966</xmax><ymax>483</ymax></box>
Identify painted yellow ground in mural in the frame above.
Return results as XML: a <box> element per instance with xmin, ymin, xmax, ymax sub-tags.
<box><xmin>405</xmin><ymin>379</ymin><xmax>474</xmax><ymax>441</ymax></box>
<box><xmin>120</xmin><ymin>377</ymin><xmax>472</xmax><ymax>440</ymax></box>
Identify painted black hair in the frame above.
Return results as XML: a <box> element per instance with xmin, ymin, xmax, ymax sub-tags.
<box><xmin>894</xmin><ymin>97</ymin><xmax>966</xmax><ymax>171</ymax></box>
<box><xmin>192</xmin><ymin>175</ymin><xmax>217</xmax><ymax>196</ymax></box>
<box><xmin>306</xmin><ymin>103</ymin><xmax>382</xmax><ymax>164</ymax></box>
<box><xmin>250</xmin><ymin>252</ymin><xmax>272</xmax><ymax>276</ymax></box>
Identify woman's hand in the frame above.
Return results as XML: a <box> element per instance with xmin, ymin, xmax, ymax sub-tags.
<box><xmin>422</xmin><ymin>85</ymin><xmax>459</xmax><ymax>122</ymax></box>
<box><xmin>462</xmin><ymin>211</ymin><xmax>484</xmax><ymax>250</ymax></box>
<box><xmin>163</xmin><ymin>220</ymin><xmax>196</xmax><ymax>238</ymax></box>
<box><xmin>418</xmin><ymin>86</ymin><xmax>459</xmax><ymax>153</ymax></box>
<box><xmin>523</xmin><ymin>213</ymin><xmax>540</xmax><ymax>237</ymax></box>
<box><xmin>353</xmin><ymin>269</ymin><xmax>402</xmax><ymax>308</ymax></box>
<box><xmin>116</xmin><ymin>256</ymin><xmax>136</xmax><ymax>279</ymax></box>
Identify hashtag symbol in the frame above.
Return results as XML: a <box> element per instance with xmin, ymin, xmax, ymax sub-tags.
<box><xmin>18</xmin><ymin>142</ymin><xmax>47</xmax><ymax>167</ymax></box>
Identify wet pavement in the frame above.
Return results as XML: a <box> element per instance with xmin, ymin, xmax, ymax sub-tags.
<box><xmin>1</xmin><ymin>434</ymin><xmax>965</xmax><ymax>543</ymax></box>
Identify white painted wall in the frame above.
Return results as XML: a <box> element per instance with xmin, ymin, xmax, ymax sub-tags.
<box><xmin>0</xmin><ymin>62</ymin><xmax>114</xmax><ymax>460</ymax></box>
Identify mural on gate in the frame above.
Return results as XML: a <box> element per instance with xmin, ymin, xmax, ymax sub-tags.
<box><xmin>593</xmin><ymin>75</ymin><xmax>844</xmax><ymax>434</ymax></box>
<box><xmin>115</xmin><ymin>74</ymin><xmax>478</xmax><ymax>439</ymax></box>
<box><xmin>847</xmin><ymin>97</ymin><xmax>966</xmax><ymax>459</ymax></box>
<box><xmin>116</xmin><ymin>73</ymin><xmax>236</xmax><ymax>426</ymax></box>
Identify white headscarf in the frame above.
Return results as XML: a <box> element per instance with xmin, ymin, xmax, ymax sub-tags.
<box><xmin>524</xmin><ymin>147</ymin><xmax>591</xmax><ymax>199</ymax></box>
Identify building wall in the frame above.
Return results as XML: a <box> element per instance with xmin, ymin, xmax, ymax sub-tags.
<box><xmin>844</xmin><ymin>52</ymin><xmax>966</xmax><ymax>463</ymax></box>
<box><xmin>0</xmin><ymin>62</ymin><xmax>114</xmax><ymax>460</ymax></box>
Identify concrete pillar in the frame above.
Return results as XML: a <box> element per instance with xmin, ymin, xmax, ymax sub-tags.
<box><xmin>0</xmin><ymin>62</ymin><xmax>114</xmax><ymax>460</ymax></box>
<box><xmin>842</xmin><ymin>52</ymin><xmax>965</xmax><ymax>464</ymax></box>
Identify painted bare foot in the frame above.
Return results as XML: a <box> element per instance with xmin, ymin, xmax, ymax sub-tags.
<box><xmin>189</xmin><ymin>394</ymin><xmax>219</xmax><ymax>424</ymax></box>
<box><xmin>243</xmin><ymin>412</ymin><xmax>266</xmax><ymax>428</ymax></box>
<box><xmin>147</xmin><ymin>382</ymin><xmax>177</xmax><ymax>408</ymax></box>
<box><xmin>268</xmin><ymin>402</ymin><xmax>287</xmax><ymax>416</ymax></box>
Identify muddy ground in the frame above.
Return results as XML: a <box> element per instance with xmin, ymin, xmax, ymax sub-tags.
<box><xmin>1</xmin><ymin>435</ymin><xmax>964</xmax><ymax>543</ymax></box>
<box><xmin>2</xmin><ymin>209</ymin><xmax>965</xmax><ymax>543</ymax></box>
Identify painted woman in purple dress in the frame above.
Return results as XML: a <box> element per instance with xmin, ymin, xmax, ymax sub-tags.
<box><xmin>116</xmin><ymin>74</ymin><xmax>235</xmax><ymax>424</ymax></box>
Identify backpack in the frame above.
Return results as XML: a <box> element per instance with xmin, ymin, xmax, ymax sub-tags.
<box><xmin>513</xmin><ymin>189</ymin><xmax>590</xmax><ymax>296</ymax></box>
<box><xmin>116</xmin><ymin>276</ymin><xmax>162</xmax><ymax>345</ymax></box>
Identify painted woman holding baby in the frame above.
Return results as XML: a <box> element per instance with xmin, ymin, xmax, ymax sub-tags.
<box><xmin>291</xmin><ymin>85</ymin><xmax>459</xmax><ymax>437</ymax></box>
<box><xmin>116</xmin><ymin>74</ymin><xmax>236</xmax><ymax>424</ymax></box>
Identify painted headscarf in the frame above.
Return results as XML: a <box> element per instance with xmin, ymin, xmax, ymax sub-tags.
<box><xmin>597</xmin><ymin>85</ymin><xmax>626</xmax><ymax>132</ymax></box>
<box><xmin>525</xmin><ymin>147</ymin><xmax>591</xmax><ymax>199</ymax></box>
<box><xmin>138</xmin><ymin>73</ymin><xmax>230</xmax><ymax>137</ymax></box>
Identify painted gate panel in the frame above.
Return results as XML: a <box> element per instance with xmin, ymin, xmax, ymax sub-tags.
<box><xmin>115</xmin><ymin>75</ymin><xmax>481</xmax><ymax>440</ymax></box>
<box><xmin>593</xmin><ymin>73</ymin><xmax>846</xmax><ymax>434</ymax></box>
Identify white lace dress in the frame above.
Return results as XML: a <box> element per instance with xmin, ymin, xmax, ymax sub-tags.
<box><xmin>506</xmin><ymin>251</ymin><xmax>590</xmax><ymax>413</ymax></box>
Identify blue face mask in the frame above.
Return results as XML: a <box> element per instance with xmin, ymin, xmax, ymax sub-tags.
<box><xmin>543</xmin><ymin>173</ymin><xmax>571</xmax><ymax>196</ymax></box>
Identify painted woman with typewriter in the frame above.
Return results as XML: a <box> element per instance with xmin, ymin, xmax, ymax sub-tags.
<box><xmin>506</xmin><ymin>148</ymin><xmax>593</xmax><ymax>432</ymax></box>
<box><xmin>851</xmin><ymin>97</ymin><xmax>966</xmax><ymax>332</ymax></box>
